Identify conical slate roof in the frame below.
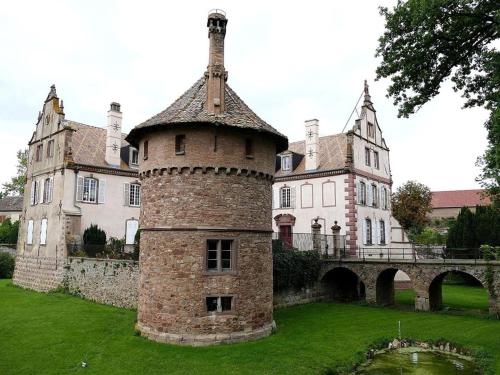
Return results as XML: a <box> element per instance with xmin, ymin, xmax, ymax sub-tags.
<box><xmin>126</xmin><ymin>77</ymin><xmax>288</xmax><ymax>152</ymax></box>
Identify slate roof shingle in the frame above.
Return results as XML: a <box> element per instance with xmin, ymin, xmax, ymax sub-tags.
<box><xmin>0</xmin><ymin>196</ymin><xmax>23</xmax><ymax>212</ymax></box>
<box><xmin>126</xmin><ymin>77</ymin><xmax>288</xmax><ymax>152</ymax></box>
<box><xmin>431</xmin><ymin>189</ymin><xmax>491</xmax><ymax>209</ymax></box>
<box><xmin>275</xmin><ymin>134</ymin><xmax>348</xmax><ymax>177</ymax></box>
<box><xmin>67</xmin><ymin>121</ymin><xmax>134</xmax><ymax>171</ymax></box>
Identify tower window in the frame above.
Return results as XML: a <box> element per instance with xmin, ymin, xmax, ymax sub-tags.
<box><xmin>143</xmin><ymin>140</ymin><xmax>149</xmax><ymax>160</ymax></box>
<box><xmin>175</xmin><ymin>134</ymin><xmax>186</xmax><ymax>155</ymax></box>
<box><xmin>245</xmin><ymin>139</ymin><xmax>253</xmax><ymax>158</ymax></box>
<box><xmin>206</xmin><ymin>239</ymin><xmax>233</xmax><ymax>272</ymax></box>
<box><xmin>206</xmin><ymin>296</ymin><xmax>233</xmax><ymax>313</ymax></box>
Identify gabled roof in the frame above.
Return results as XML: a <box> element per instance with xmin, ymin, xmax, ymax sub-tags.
<box><xmin>0</xmin><ymin>196</ymin><xmax>23</xmax><ymax>212</ymax></box>
<box><xmin>126</xmin><ymin>77</ymin><xmax>288</xmax><ymax>152</ymax></box>
<box><xmin>67</xmin><ymin>121</ymin><xmax>136</xmax><ymax>172</ymax></box>
<box><xmin>275</xmin><ymin>133</ymin><xmax>348</xmax><ymax>177</ymax></box>
<box><xmin>431</xmin><ymin>189</ymin><xmax>491</xmax><ymax>209</ymax></box>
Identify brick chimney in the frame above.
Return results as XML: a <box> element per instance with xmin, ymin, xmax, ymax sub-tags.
<box><xmin>105</xmin><ymin>102</ymin><xmax>122</xmax><ymax>167</ymax></box>
<box><xmin>305</xmin><ymin>119</ymin><xmax>320</xmax><ymax>170</ymax></box>
<box><xmin>205</xmin><ymin>9</ymin><xmax>228</xmax><ymax>114</ymax></box>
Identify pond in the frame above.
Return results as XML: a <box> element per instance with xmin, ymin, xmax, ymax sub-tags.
<box><xmin>357</xmin><ymin>349</ymin><xmax>480</xmax><ymax>374</ymax></box>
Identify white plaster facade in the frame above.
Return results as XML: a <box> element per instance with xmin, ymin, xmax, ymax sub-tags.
<box><xmin>272</xmin><ymin>83</ymin><xmax>409</xmax><ymax>255</ymax></box>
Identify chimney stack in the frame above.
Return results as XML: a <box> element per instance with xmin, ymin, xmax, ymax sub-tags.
<box><xmin>305</xmin><ymin>119</ymin><xmax>320</xmax><ymax>170</ymax></box>
<box><xmin>205</xmin><ymin>9</ymin><xmax>228</xmax><ymax>114</ymax></box>
<box><xmin>105</xmin><ymin>102</ymin><xmax>122</xmax><ymax>167</ymax></box>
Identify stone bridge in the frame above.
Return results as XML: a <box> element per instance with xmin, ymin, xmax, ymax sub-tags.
<box><xmin>319</xmin><ymin>258</ymin><xmax>500</xmax><ymax>316</ymax></box>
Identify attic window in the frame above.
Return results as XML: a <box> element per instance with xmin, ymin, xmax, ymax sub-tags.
<box><xmin>131</xmin><ymin>149</ymin><xmax>139</xmax><ymax>166</ymax></box>
<box><xmin>175</xmin><ymin>135</ymin><xmax>186</xmax><ymax>155</ymax></box>
<box><xmin>368</xmin><ymin>122</ymin><xmax>375</xmax><ymax>138</ymax></box>
<box><xmin>281</xmin><ymin>155</ymin><xmax>291</xmax><ymax>171</ymax></box>
<box><xmin>245</xmin><ymin>139</ymin><xmax>253</xmax><ymax>159</ymax></box>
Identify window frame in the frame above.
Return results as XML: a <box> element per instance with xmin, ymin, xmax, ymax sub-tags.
<box><xmin>365</xmin><ymin>147</ymin><xmax>371</xmax><ymax>166</ymax></box>
<box><xmin>379</xmin><ymin>220</ymin><xmax>386</xmax><ymax>245</ymax></box>
<box><xmin>205</xmin><ymin>295</ymin><xmax>234</xmax><ymax>314</ymax></box>
<box><xmin>130</xmin><ymin>148</ymin><xmax>139</xmax><ymax>166</ymax></box>
<box><xmin>367</xmin><ymin>122</ymin><xmax>375</xmax><ymax>138</ymax></box>
<box><xmin>175</xmin><ymin>134</ymin><xmax>186</xmax><ymax>155</ymax></box>
<box><xmin>42</xmin><ymin>177</ymin><xmax>53</xmax><ymax>203</ymax></box>
<box><xmin>205</xmin><ymin>239</ymin><xmax>235</xmax><ymax>274</ymax></box>
<box><xmin>129</xmin><ymin>183</ymin><xmax>141</xmax><ymax>207</ymax></box>
<box><xmin>373</xmin><ymin>151</ymin><xmax>379</xmax><ymax>169</ymax></box>
<box><xmin>365</xmin><ymin>218</ymin><xmax>372</xmax><ymax>245</ymax></box>
<box><xmin>280</xmin><ymin>186</ymin><xmax>292</xmax><ymax>208</ymax></box>
<box><xmin>36</xmin><ymin>144</ymin><xmax>43</xmax><ymax>162</ymax></box>
<box><xmin>82</xmin><ymin>177</ymin><xmax>98</xmax><ymax>203</ymax></box>
<box><xmin>47</xmin><ymin>140</ymin><xmax>55</xmax><ymax>158</ymax></box>
<box><xmin>281</xmin><ymin>155</ymin><xmax>292</xmax><ymax>171</ymax></box>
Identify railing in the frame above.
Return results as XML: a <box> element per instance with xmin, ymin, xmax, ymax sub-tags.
<box><xmin>272</xmin><ymin>232</ymin><xmax>346</xmax><ymax>256</ymax></box>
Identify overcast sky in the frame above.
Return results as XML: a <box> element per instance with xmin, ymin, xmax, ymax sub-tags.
<box><xmin>0</xmin><ymin>0</ymin><xmax>489</xmax><ymax>192</ymax></box>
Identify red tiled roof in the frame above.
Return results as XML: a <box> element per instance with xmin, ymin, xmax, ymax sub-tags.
<box><xmin>431</xmin><ymin>190</ymin><xmax>491</xmax><ymax>209</ymax></box>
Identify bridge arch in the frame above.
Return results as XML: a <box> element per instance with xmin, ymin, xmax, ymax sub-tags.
<box><xmin>376</xmin><ymin>268</ymin><xmax>413</xmax><ymax>306</ymax></box>
<box><xmin>321</xmin><ymin>267</ymin><xmax>366</xmax><ymax>302</ymax></box>
<box><xmin>428</xmin><ymin>270</ymin><xmax>487</xmax><ymax>311</ymax></box>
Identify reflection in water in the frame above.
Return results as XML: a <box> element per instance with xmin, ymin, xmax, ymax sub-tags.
<box><xmin>358</xmin><ymin>350</ymin><xmax>479</xmax><ymax>374</ymax></box>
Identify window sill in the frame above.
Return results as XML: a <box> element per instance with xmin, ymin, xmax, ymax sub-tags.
<box><xmin>205</xmin><ymin>311</ymin><xmax>236</xmax><ymax>317</ymax></box>
<box><xmin>203</xmin><ymin>270</ymin><xmax>238</xmax><ymax>276</ymax></box>
<box><xmin>245</xmin><ymin>155</ymin><xmax>254</xmax><ymax>159</ymax></box>
<box><xmin>175</xmin><ymin>151</ymin><xmax>185</xmax><ymax>156</ymax></box>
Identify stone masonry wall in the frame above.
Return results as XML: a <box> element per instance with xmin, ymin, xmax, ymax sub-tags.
<box><xmin>64</xmin><ymin>257</ymin><xmax>139</xmax><ymax>309</ymax></box>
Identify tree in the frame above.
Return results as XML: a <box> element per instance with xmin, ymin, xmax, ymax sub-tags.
<box><xmin>2</xmin><ymin>149</ymin><xmax>28</xmax><ymax>196</ymax></box>
<box><xmin>391</xmin><ymin>180</ymin><xmax>432</xmax><ymax>232</ymax></box>
<box><xmin>447</xmin><ymin>205</ymin><xmax>500</xmax><ymax>247</ymax></box>
<box><xmin>376</xmin><ymin>0</ymin><xmax>500</xmax><ymax>204</ymax></box>
<box><xmin>0</xmin><ymin>219</ymin><xmax>20</xmax><ymax>244</ymax></box>
<box><xmin>82</xmin><ymin>224</ymin><xmax>107</xmax><ymax>257</ymax></box>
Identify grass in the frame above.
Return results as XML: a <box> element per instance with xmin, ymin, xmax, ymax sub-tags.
<box><xmin>0</xmin><ymin>279</ymin><xmax>499</xmax><ymax>375</ymax></box>
<box><xmin>396</xmin><ymin>284</ymin><xmax>491</xmax><ymax>314</ymax></box>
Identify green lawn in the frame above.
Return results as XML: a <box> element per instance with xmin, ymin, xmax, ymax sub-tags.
<box><xmin>0</xmin><ymin>280</ymin><xmax>499</xmax><ymax>375</ymax></box>
<box><xmin>396</xmin><ymin>284</ymin><xmax>490</xmax><ymax>313</ymax></box>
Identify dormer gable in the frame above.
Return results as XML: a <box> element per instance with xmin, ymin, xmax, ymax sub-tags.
<box><xmin>32</xmin><ymin>85</ymin><xmax>66</xmax><ymax>143</ymax></box>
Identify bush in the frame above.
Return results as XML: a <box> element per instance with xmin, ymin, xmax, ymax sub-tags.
<box><xmin>272</xmin><ymin>240</ymin><xmax>322</xmax><ymax>292</ymax></box>
<box><xmin>0</xmin><ymin>219</ymin><xmax>19</xmax><ymax>244</ymax></box>
<box><xmin>82</xmin><ymin>224</ymin><xmax>106</xmax><ymax>257</ymax></box>
<box><xmin>105</xmin><ymin>237</ymin><xmax>125</xmax><ymax>258</ymax></box>
<box><xmin>0</xmin><ymin>252</ymin><xmax>15</xmax><ymax>278</ymax></box>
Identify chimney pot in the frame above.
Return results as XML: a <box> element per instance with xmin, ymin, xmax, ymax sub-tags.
<box><xmin>110</xmin><ymin>102</ymin><xmax>121</xmax><ymax>112</ymax></box>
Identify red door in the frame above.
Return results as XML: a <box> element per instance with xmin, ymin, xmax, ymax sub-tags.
<box><xmin>279</xmin><ymin>225</ymin><xmax>292</xmax><ymax>248</ymax></box>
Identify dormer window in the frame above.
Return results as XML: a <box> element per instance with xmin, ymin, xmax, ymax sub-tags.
<box><xmin>368</xmin><ymin>122</ymin><xmax>375</xmax><ymax>138</ymax></box>
<box><xmin>130</xmin><ymin>148</ymin><xmax>139</xmax><ymax>166</ymax></box>
<box><xmin>281</xmin><ymin>155</ymin><xmax>291</xmax><ymax>171</ymax></box>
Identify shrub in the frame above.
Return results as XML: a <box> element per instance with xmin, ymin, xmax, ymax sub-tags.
<box><xmin>0</xmin><ymin>219</ymin><xmax>19</xmax><ymax>244</ymax></box>
<box><xmin>82</xmin><ymin>224</ymin><xmax>106</xmax><ymax>257</ymax></box>
<box><xmin>132</xmin><ymin>230</ymin><xmax>140</xmax><ymax>261</ymax></box>
<box><xmin>0</xmin><ymin>252</ymin><xmax>15</xmax><ymax>278</ymax></box>
<box><xmin>105</xmin><ymin>237</ymin><xmax>125</xmax><ymax>258</ymax></box>
<box><xmin>272</xmin><ymin>240</ymin><xmax>322</xmax><ymax>292</ymax></box>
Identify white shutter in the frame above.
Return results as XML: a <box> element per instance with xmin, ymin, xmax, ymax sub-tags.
<box><xmin>368</xmin><ymin>185</ymin><xmax>373</xmax><ymax>206</ymax></box>
<box><xmin>272</xmin><ymin>188</ymin><xmax>280</xmax><ymax>209</ymax></box>
<box><xmin>76</xmin><ymin>176</ymin><xmax>84</xmax><ymax>202</ymax></box>
<box><xmin>376</xmin><ymin>220</ymin><xmax>380</xmax><ymax>245</ymax></box>
<box><xmin>290</xmin><ymin>187</ymin><xmax>296</xmax><ymax>208</ymax></box>
<box><xmin>98</xmin><ymin>179</ymin><xmax>106</xmax><ymax>204</ymax></box>
<box><xmin>125</xmin><ymin>220</ymin><xmax>139</xmax><ymax>244</ymax></box>
<box><xmin>124</xmin><ymin>183</ymin><xmax>130</xmax><ymax>206</ymax></box>
<box><xmin>30</xmin><ymin>181</ymin><xmax>35</xmax><ymax>205</ymax></box>
<box><xmin>362</xmin><ymin>219</ymin><xmax>367</xmax><ymax>245</ymax></box>
<box><xmin>40</xmin><ymin>218</ymin><xmax>48</xmax><ymax>245</ymax></box>
<box><xmin>40</xmin><ymin>179</ymin><xmax>46</xmax><ymax>203</ymax></box>
<box><xmin>356</xmin><ymin>181</ymin><xmax>361</xmax><ymax>204</ymax></box>
<box><xmin>27</xmin><ymin>220</ymin><xmax>34</xmax><ymax>244</ymax></box>
<box><xmin>48</xmin><ymin>177</ymin><xmax>54</xmax><ymax>203</ymax></box>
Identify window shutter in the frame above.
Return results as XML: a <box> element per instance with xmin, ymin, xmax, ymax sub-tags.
<box><xmin>272</xmin><ymin>188</ymin><xmax>279</xmax><ymax>209</ymax></box>
<box><xmin>49</xmin><ymin>177</ymin><xmax>54</xmax><ymax>203</ymax></box>
<box><xmin>125</xmin><ymin>220</ymin><xmax>139</xmax><ymax>245</ymax></box>
<box><xmin>356</xmin><ymin>181</ymin><xmax>361</xmax><ymax>204</ymax></box>
<box><xmin>362</xmin><ymin>219</ymin><xmax>367</xmax><ymax>245</ymax></box>
<box><xmin>98</xmin><ymin>179</ymin><xmax>106</xmax><ymax>204</ymax></box>
<box><xmin>124</xmin><ymin>183</ymin><xmax>130</xmax><ymax>206</ymax></box>
<box><xmin>376</xmin><ymin>220</ymin><xmax>380</xmax><ymax>245</ymax></box>
<box><xmin>76</xmin><ymin>176</ymin><xmax>84</xmax><ymax>202</ymax></box>
<box><xmin>41</xmin><ymin>179</ymin><xmax>46</xmax><ymax>203</ymax></box>
<box><xmin>30</xmin><ymin>181</ymin><xmax>35</xmax><ymax>205</ymax></box>
<box><xmin>368</xmin><ymin>185</ymin><xmax>373</xmax><ymax>206</ymax></box>
<box><xmin>290</xmin><ymin>187</ymin><xmax>296</xmax><ymax>208</ymax></box>
<box><xmin>40</xmin><ymin>219</ymin><xmax>48</xmax><ymax>245</ymax></box>
<box><xmin>27</xmin><ymin>220</ymin><xmax>34</xmax><ymax>244</ymax></box>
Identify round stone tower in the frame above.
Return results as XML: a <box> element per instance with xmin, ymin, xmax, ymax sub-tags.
<box><xmin>126</xmin><ymin>9</ymin><xmax>287</xmax><ymax>346</ymax></box>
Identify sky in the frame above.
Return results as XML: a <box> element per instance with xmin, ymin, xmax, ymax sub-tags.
<box><xmin>0</xmin><ymin>0</ymin><xmax>489</xmax><ymax>192</ymax></box>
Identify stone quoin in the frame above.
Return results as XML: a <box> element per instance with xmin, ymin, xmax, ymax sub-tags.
<box><xmin>125</xmin><ymin>10</ymin><xmax>288</xmax><ymax>346</ymax></box>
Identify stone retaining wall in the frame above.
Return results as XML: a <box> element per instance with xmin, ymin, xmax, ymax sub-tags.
<box><xmin>273</xmin><ymin>284</ymin><xmax>326</xmax><ymax>308</ymax></box>
<box><xmin>64</xmin><ymin>257</ymin><xmax>139</xmax><ymax>309</ymax></box>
